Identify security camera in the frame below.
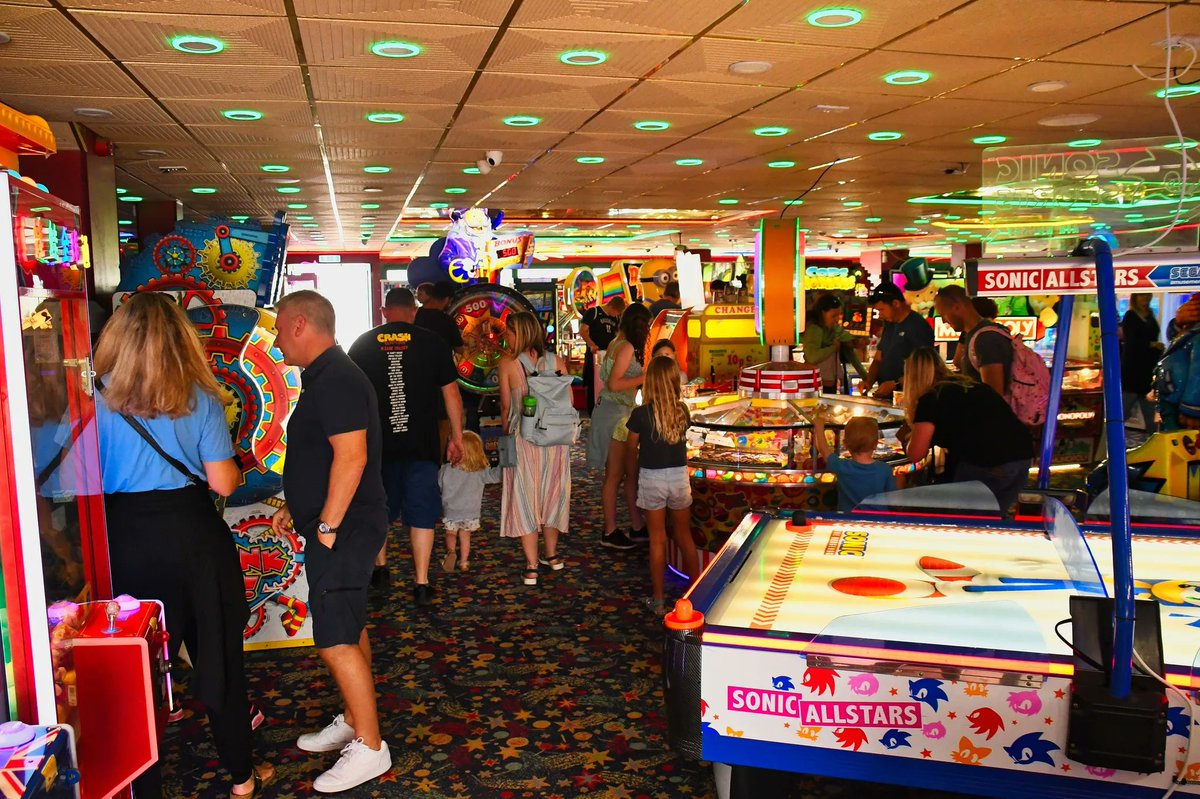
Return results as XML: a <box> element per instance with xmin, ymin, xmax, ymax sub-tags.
<box><xmin>476</xmin><ymin>159</ymin><xmax>492</xmax><ymax>175</ymax></box>
<box><xmin>485</xmin><ymin>150</ymin><xmax>503</xmax><ymax>167</ymax></box>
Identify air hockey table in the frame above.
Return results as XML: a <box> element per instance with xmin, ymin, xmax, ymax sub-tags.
<box><xmin>664</xmin><ymin>507</ymin><xmax>1200</xmax><ymax>798</ymax></box>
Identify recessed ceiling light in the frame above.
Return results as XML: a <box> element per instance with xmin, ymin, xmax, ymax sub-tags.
<box><xmin>560</xmin><ymin>50</ymin><xmax>607</xmax><ymax>66</ymax></box>
<box><xmin>263</xmin><ymin>177</ymin><xmax>299</xmax><ymax>184</ymax></box>
<box><xmin>302</xmin><ymin>222</ymin><xmax>319</xmax><ymax>228</ymax></box>
<box><xmin>768</xmin><ymin>160</ymin><xmax>796</xmax><ymax>168</ymax></box>
<box><xmin>503</xmin><ymin>115</ymin><xmax>541</xmax><ymax>127</ymax></box>
<box><xmin>978</xmin><ymin>209</ymin><xmax>996</xmax><ymax>215</ymax></box>
<box><xmin>1038</xmin><ymin>113</ymin><xmax>1101</xmax><ymax>127</ymax></box>
<box><xmin>865</xmin><ymin>216</ymin><xmax>882</xmax><ymax>222</ymax></box>
<box><xmin>843</xmin><ymin>200</ymin><xmax>862</xmax><ymax>207</ymax></box>
<box><xmin>430</xmin><ymin>202</ymin><xmax>449</xmax><ymax>209</ymax></box>
<box><xmin>462</xmin><ymin>166</ymin><xmax>481</xmax><ymax>174</ymax></box>
<box><xmin>0</xmin><ymin>32</ymin><xmax>11</xmax><ymax>45</ymax></box>
<box><xmin>261</xmin><ymin>164</ymin><xmax>290</xmax><ymax>173</ymax></box>
<box><xmin>276</xmin><ymin>186</ymin><xmax>301</xmax><ymax>194</ymax></box>
<box><xmin>785</xmin><ymin>199</ymin><xmax>804</xmax><ymax>205</ymax></box>
<box><xmin>903</xmin><ymin>227</ymin><xmax>920</xmax><ymax>232</ymax></box>
<box><xmin>883</xmin><ymin>70</ymin><xmax>931</xmax><ymax>86</ymax></box>
<box><xmin>296</xmin><ymin>215</ymin><xmax>314</xmax><ymax>220</ymax></box>
<box><xmin>867</xmin><ymin>131</ymin><xmax>903</xmax><ymax>141</ymax></box>
<box><xmin>361</xmin><ymin>186</ymin><xmax>384</xmax><ymax>193</ymax></box>
<box><xmin>363</xmin><ymin>165</ymin><xmax>391</xmax><ymax>174</ymax></box>
<box><xmin>634</xmin><ymin>120</ymin><xmax>670</xmax><ymax>131</ymax></box>
<box><xmin>366</xmin><ymin>112</ymin><xmax>405</xmax><ymax>124</ymax></box>
<box><xmin>118</xmin><ymin>219</ymin><xmax>133</xmax><ymax>225</ymax></box>
<box><xmin>138</xmin><ymin>148</ymin><xmax>167</xmax><ymax>157</ymax></box>
<box><xmin>444</xmin><ymin>187</ymin><xmax>467</xmax><ymax>194</ymax></box>
<box><xmin>361</xmin><ymin>202</ymin><xmax>380</xmax><ymax>209</ymax></box>
<box><xmin>170</xmin><ymin>35</ymin><xmax>225</xmax><ymax>55</ymax></box>
<box><xmin>675</xmin><ymin>158</ymin><xmax>703</xmax><ymax>166</ymax></box>
<box><xmin>120</xmin><ymin>195</ymin><xmax>144</xmax><ymax>202</ymax></box>
<box><xmin>370</xmin><ymin>40</ymin><xmax>422</xmax><ymax>58</ymax></box>
<box><xmin>1067</xmin><ymin>138</ymin><xmax>1103</xmax><ymax>148</ymax></box>
<box><xmin>74</xmin><ymin>107</ymin><xmax>112</xmax><ymax>118</ymax></box>
<box><xmin>728</xmin><ymin>60</ymin><xmax>773</xmax><ymax>75</ymax></box>
<box><xmin>116</xmin><ymin>188</ymin><xmax>127</xmax><ymax>195</ymax></box>
<box><xmin>805</xmin><ymin>8</ymin><xmax>864</xmax><ymax>27</ymax></box>
<box><xmin>190</xmin><ymin>186</ymin><xmax>217</xmax><ymax>194</ymax></box>
<box><xmin>286</xmin><ymin>202</ymin><xmax>307</xmax><ymax>209</ymax></box>
<box><xmin>576</xmin><ymin>156</ymin><xmax>605</xmax><ymax>164</ymax></box>
<box><xmin>753</xmin><ymin>126</ymin><xmax>789</xmax><ymax>137</ymax></box>
<box><xmin>1028</xmin><ymin>80</ymin><xmax>1068</xmax><ymax>93</ymax></box>
<box><xmin>718</xmin><ymin>198</ymin><xmax>739</xmax><ymax>205</ymax></box>
<box><xmin>1165</xmin><ymin>140</ymin><xmax>1199</xmax><ymax>150</ymax></box>
<box><xmin>1155</xmin><ymin>86</ymin><xmax>1200</xmax><ymax>99</ymax></box>
<box><xmin>222</xmin><ymin>109</ymin><xmax>263</xmax><ymax>121</ymax></box>
<box><xmin>972</xmin><ymin>135</ymin><xmax>1008</xmax><ymax>145</ymax></box>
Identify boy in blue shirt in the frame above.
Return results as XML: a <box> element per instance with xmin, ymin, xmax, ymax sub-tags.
<box><xmin>813</xmin><ymin>413</ymin><xmax>897</xmax><ymax>512</ymax></box>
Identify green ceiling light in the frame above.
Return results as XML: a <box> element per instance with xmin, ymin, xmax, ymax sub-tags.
<box><xmin>978</xmin><ymin>209</ymin><xmax>996</xmax><ymax>215</ymax></box>
<box><xmin>222</xmin><ymin>109</ymin><xmax>263</xmax><ymax>121</ymax></box>
<box><xmin>462</xmin><ymin>166</ymin><xmax>481</xmax><ymax>174</ymax></box>
<box><xmin>366</xmin><ymin>112</ymin><xmax>405</xmax><ymax>124</ymax></box>
<box><xmin>444</xmin><ymin>187</ymin><xmax>467</xmax><ymax>194</ymax></box>
<box><xmin>972</xmin><ymin>134</ymin><xmax>1008</xmax><ymax>145</ymax></box>
<box><xmin>843</xmin><ymin>200</ymin><xmax>862</xmax><ymax>207</ymax></box>
<box><xmin>286</xmin><ymin>202</ymin><xmax>307</xmax><ymax>209</ymax></box>
<box><xmin>231</xmin><ymin>215</ymin><xmax>249</xmax><ymax>222</ymax></box>
<box><xmin>576</xmin><ymin>156</ymin><xmax>605</xmax><ymax>164</ymax></box>
<box><xmin>120</xmin><ymin>195</ymin><xmax>144</xmax><ymax>202</ymax></box>
<box><xmin>626</xmin><ymin>224</ymin><xmax>642</xmax><ymax>229</ymax></box>
<box><xmin>363</xmin><ymin>165</ymin><xmax>392</xmax><ymax>174</ymax></box>
<box><xmin>883</xmin><ymin>70</ymin><xmax>931</xmax><ymax>86</ymax></box>
<box><xmin>867</xmin><ymin>130</ymin><xmax>903</xmax><ymax>141</ymax></box>
<box><xmin>718</xmin><ymin>198</ymin><xmax>739</xmax><ymax>205</ymax></box>
<box><xmin>415</xmin><ymin>223</ymin><xmax>431</xmax><ymax>228</ymax></box>
<box><xmin>116</xmin><ymin>188</ymin><xmax>127</xmax><ymax>195</ymax></box>
<box><xmin>805</xmin><ymin>8</ymin><xmax>864</xmax><ymax>27</ymax></box>
<box><xmin>118</xmin><ymin>219</ymin><xmax>133</xmax><ymax>225</ymax></box>
<box><xmin>190</xmin><ymin>187</ymin><xmax>217</xmax><ymax>194</ymax></box>
<box><xmin>560</xmin><ymin>50</ymin><xmax>608</xmax><ymax>66</ymax></box>
<box><xmin>864</xmin><ymin>216</ymin><xmax>882</xmax><ymax>222</ymax></box>
<box><xmin>430</xmin><ymin>202</ymin><xmax>449</xmax><ymax>209</ymax></box>
<box><xmin>753</xmin><ymin>126</ymin><xmax>789</xmax><ymax>137</ymax></box>
<box><xmin>276</xmin><ymin>186</ymin><xmax>301</xmax><ymax>194</ymax></box>
<box><xmin>903</xmin><ymin>226</ymin><xmax>920</xmax><ymax>232</ymax></box>
<box><xmin>945</xmin><ymin>214</ymin><xmax>961</xmax><ymax>220</ymax></box>
<box><xmin>296</xmin><ymin>214</ymin><xmax>313</xmax><ymax>220</ymax></box>
<box><xmin>170</xmin><ymin>35</ymin><xmax>225</xmax><ymax>55</ymax></box>
<box><xmin>785</xmin><ymin>199</ymin><xmax>804</xmax><ymax>205</ymax></box>
<box><xmin>369</xmin><ymin>40</ymin><xmax>422</xmax><ymax>58</ymax></box>
<box><xmin>1165</xmin><ymin>139</ymin><xmax>1199</xmax><ymax>150</ymax></box>
<box><xmin>1067</xmin><ymin>138</ymin><xmax>1103</xmax><ymax>148</ymax></box>
<box><xmin>913</xmin><ymin>218</ymin><xmax>930</xmax><ymax>224</ymax></box>
<box><xmin>768</xmin><ymin>160</ymin><xmax>796</xmax><ymax>168</ymax></box>
<box><xmin>634</xmin><ymin>120</ymin><xmax>670</xmax><ymax>131</ymax></box>
<box><xmin>361</xmin><ymin>202</ymin><xmax>380</xmax><ymax>209</ymax></box>
<box><xmin>675</xmin><ymin>158</ymin><xmax>703</xmax><ymax>166</ymax></box>
<box><xmin>302</xmin><ymin>223</ymin><xmax>319</xmax><ymax>228</ymax></box>
<box><xmin>503</xmin><ymin>115</ymin><xmax>541</xmax><ymax>127</ymax></box>
<box><xmin>1155</xmin><ymin>86</ymin><xmax>1200</xmax><ymax>99</ymax></box>
<box><xmin>261</xmin><ymin>164</ymin><xmax>290</xmax><ymax>173</ymax></box>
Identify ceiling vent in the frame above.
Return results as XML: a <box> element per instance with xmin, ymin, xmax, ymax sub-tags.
<box><xmin>813</xmin><ymin>104</ymin><xmax>850</xmax><ymax>114</ymax></box>
<box><xmin>157</xmin><ymin>165</ymin><xmax>188</xmax><ymax>174</ymax></box>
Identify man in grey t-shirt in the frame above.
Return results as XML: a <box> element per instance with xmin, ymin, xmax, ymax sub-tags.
<box><xmin>936</xmin><ymin>284</ymin><xmax>1011</xmax><ymax>396</ymax></box>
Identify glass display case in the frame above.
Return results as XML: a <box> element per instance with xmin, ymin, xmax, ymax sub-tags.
<box><xmin>1052</xmin><ymin>360</ymin><xmax>1104</xmax><ymax>465</ymax></box>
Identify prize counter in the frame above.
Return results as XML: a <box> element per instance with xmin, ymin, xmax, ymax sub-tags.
<box><xmin>684</xmin><ymin>388</ymin><xmax>930</xmax><ymax>552</ymax></box>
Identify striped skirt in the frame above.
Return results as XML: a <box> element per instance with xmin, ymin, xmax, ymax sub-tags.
<box><xmin>500</xmin><ymin>434</ymin><xmax>570</xmax><ymax>538</ymax></box>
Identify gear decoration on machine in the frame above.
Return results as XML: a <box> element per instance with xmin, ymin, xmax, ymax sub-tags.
<box><xmin>188</xmin><ymin>305</ymin><xmax>301</xmax><ymax>506</ymax></box>
<box><xmin>199</xmin><ymin>232</ymin><xmax>259</xmax><ymax>290</ymax></box>
<box><xmin>449</xmin><ymin>283</ymin><xmax>536</xmax><ymax>394</ymax></box>
<box><xmin>230</xmin><ymin>514</ymin><xmax>307</xmax><ymax>639</ymax></box>
<box><xmin>152</xmin><ymin>234</ymin><xmax>197</xmax><ymax>275</ymax></box>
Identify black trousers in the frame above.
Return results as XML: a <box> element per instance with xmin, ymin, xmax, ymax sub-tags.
<box><xmin>105</xmin><ymin>486</ymin><xmax>254</xmax><ymax>794</ymax></box>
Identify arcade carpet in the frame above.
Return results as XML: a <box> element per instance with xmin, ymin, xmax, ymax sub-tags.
<box><xmin>161</xmin><ymin>425</ymin><xmax>970</xmax><ymax>799</ymax></box>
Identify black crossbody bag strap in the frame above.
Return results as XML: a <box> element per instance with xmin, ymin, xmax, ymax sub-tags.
<box><xmin>96</xmin><ymin>378</ymin><xmax>207</xmax><ymax>488</ymax></box>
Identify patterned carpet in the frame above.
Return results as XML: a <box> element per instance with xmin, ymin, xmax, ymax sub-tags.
<box><xmin>161</xmin><ymin>432</ymin><xmax>973</xmax><ymax>799</ymax></box>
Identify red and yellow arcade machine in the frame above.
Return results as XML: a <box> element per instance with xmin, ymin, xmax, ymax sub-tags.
<box><xmin>0</xmin><ymin>103</ymin><xmax>166</xmax><ymax>798</ymax></box>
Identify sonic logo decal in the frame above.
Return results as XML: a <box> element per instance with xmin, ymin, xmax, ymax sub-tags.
<box><xmin>949</xmin><ymin>736</ymin><xmax>992</xmax><ymax>766</ymax></box>
<box><xmin>1007</xmin><ymin>690</ymin><xmax>1043</xmax><ymax>717</ymax></box>
<box><xmin>834</xmin><ymin>728</ymin><xmax>868</xmax><ymax>751</ymax></box>
<box><xmin>880</xmin><ymin>729</ymin><xmax>912</xmax><ymax>750</ymax></box>
<box><xmin>967</xmin><ymin>707</ymin><xmax>1005</xmax><ymax>740</ymax></box>
<box><xmin>1005</xmin><ymin>732</ymin><xmax>1060</xmax><ymax>767</ymax></box>
<box><xmin>802</xmin><ymin>668</ymin><xmax>839</xmax><ymax>696</ymax></box>
<box><xmin>847</xmin><ymin>674</ymin><xmax>879</xmax><ymax>697</ymax></box>
<box><xmin>772</xmin><ymin>676</ymin><xmax>795</xmax><ymax>691</ymax></box>
<box><xmin>909</xmin><ymin>678</ymin><xmax>949</xmax><ymax>712</ymax></box>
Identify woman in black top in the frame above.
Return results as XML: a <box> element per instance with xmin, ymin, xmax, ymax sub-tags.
<box><xmin>1121</xmin><ymin>293</ymin><xmax>1162</xmax><ymax>432</ymax></box>
<box><xmin>900</xmin><ymin>347</ymin><xmax>1033</xmax><ymax>516</ymax></box>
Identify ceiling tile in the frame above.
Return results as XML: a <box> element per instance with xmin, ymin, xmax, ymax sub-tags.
<box><xmin>710</xmin><ymin>0</ymin><xmax>965</xmax><ymax>48</ymax></box>
<box><xmin>0</xmin><ymin>5</ymin><xmax>109</xmax><ymax>60</ymax></box>
<box><xmin>487</xmin><ymin>29</ymin><xmax>688</xmax><ymax>79</ymax></box>
<box><xmin>945</xmin><ymin>62</ymin><xmax>1146</xmax><ymax>104</ymax></box>
<box><xmin>0</xmin><ymin>61</ymin><xmax>143</xmax><ymax>97</ymax></box>
<box><xmin>656</xmin><ymin>38</ymin><xmax>865</xmax><ymax>88</ymax></box>
<box><xmin>72</xmin><ymin>10</ymin><xmax>298</xmax><ymax>65</ymax></box>
<box><xmin>163</xmin><ymin>98</ymin><xmax>313</xmax><ymax>126</ymax></box>
<box><xmin>512</xmin><ymin>0</ymin><xmax>743</xmax><ymax>35</ymax></box>
<box><xmin>607</xmin><ymin>79</ymin><xmax>782</xmax><ymax>115</ymax></box>
<box><xmin>293</xmin><ymin>0</ymin><xmax>505</xmax><ymax>25</ymax></box>
<box><xmin>466</xmin><ymin>72</ymin><xmax>631</xmax><ymax>110</ymax></box>
<box><xmin>128</xmin><ymin>63</ymin><xmax>306</xmax><ymax>100</ymax></box>
<box><xmin>0</xmin><ymin>94</ymin><xmax>171</xmax><ymax>125</ymax></box>
<box><xmin>1050</xmin><ymin>4</ymin><xmax>1200</xmax><ymax>66</ymax></box>
<box><xmin>315</xmin><ymin>101</ymin><xmax>454</xmax><ymax>129</ymax></box>
<box><xmin>298</xmin><ymin>18</ymin><xmax>493</xmax><ymax>70</ymax></box>
<box><xmin>802</xmin><ymin>51</ymin><xmax>1018</xmax><ymax>98</ymax></box>
<box><xmin>61</xmin><ymin>0</ymin><xmax>284</xmax><ymax>13</ymax></box>
<box><xmin>308</xmin><ymin>66</ymin><xmax>471</xmax><ymax>103</ymax></box>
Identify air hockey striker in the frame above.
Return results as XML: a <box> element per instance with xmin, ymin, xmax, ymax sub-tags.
<box><xmin>663</xmin><ymin>241</ymin><xmax>1200</xmax><ymax>798</ymax></box>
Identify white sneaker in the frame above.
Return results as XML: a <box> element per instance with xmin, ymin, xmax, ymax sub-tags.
<box><xmin>313</xmin><ymin>738</ymin><xmax>392</xmax><ymax>793</ymax></box>
<box><xmin>296</xmin><ymin>713</ymin><xmax>356</xmax><ymax>753</ymax></box>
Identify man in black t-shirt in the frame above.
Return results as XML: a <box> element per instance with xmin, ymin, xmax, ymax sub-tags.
<box><xmin>414</xmin><ymin>280</ymin><xmax>464</xmax><ymax>353</ymax></box>
<box><xmin>271</xmin><ymin>290</ymin><xmax>391</xmax><ymax>792</ymax></box>
<box><xmin>579</xmin><ymin>296</ymin><xmax>625</xmax><ymax>413</ymax></box>
<box><xmin>935</xmin><ymin>284</ymin><xmax>1012</xmax><ymax>396</ymax></box>
<box><xmin>349</xmin><ymin>287</ymin><xmax>463</xmax><ymax>607</ymax></box>
<box><xmin>863</xmin><ymin>282</ymin><xmax>934</xmax><ymax>398</ymax></box>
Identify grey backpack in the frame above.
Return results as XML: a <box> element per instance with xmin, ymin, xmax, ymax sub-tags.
<box><xmin>518</xmin><ymin>353</ymin><xmax>580</xmax><ymax>446</ymax></box>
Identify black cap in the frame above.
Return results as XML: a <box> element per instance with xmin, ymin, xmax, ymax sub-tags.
<box><xmin>868</xmin><ymin>282</ymin><xmax>905</xmax><ymax>305</ymax></box>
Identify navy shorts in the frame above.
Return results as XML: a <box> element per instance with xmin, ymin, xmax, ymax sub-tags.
<box><xmin>304</xmin><ymin>506</ymin><xmax>387</xmax><ymax>649</ymax></box>
<box><xmin>382</xmin><ymin>460</ymin><xmax>442</xmax><ymax>529</ymax></box>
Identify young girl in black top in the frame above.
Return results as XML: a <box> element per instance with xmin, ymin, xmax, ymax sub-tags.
<box><xmin>625</xmin><ymin>356</ymin><xmax>700</xmax><ymax>612</ymax></box>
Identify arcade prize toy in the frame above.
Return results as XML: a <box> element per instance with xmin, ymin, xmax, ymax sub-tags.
<box><xmin>0</xmin><ymin>106</ymin><xmax>164</xmax><ymax>797</ymax></box>
<box><xmin>664</xmin><ymin>241</ymin><xmax>1200</xmax><ymax>798</ymax></box>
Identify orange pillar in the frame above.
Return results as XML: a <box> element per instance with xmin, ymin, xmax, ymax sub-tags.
<box><xmin>758</xmin><ymin>219</ymin><xmax>805</xmax><ymax>346</ymax></box>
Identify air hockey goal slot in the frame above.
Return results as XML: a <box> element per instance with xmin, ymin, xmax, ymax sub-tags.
<box><xmin>1065</xmin><ymin>595</ymin><xmax>1167</xmax><ymax>773</ymax></box>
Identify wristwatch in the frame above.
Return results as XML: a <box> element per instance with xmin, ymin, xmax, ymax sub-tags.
<box><xmin>316</xmin><ymin>520</ymin><xmax>337</xmax><ymax>536</ymax></box>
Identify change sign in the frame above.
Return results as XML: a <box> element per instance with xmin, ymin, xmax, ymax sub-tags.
<box><xmin>967</xmin><ymin>259</ymin><xmax>1200</xmax><ymax>297</ymax></box>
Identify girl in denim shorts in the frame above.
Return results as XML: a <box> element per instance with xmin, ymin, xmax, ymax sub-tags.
<box><xmin>624</xmin><ymin>356</ymin><xmax>700</xmax><ymax>613</ymax></box>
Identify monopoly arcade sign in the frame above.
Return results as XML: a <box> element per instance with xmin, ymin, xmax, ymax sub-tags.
<box><xmin>967</xmin><ymin>256</ymin><xmax>1200</xmax><ymax>297</ymax></box>
<box><xmin>934</xmin><ymin>315</ymin><xmax>1038</xmax><ymax>342</ymax></box>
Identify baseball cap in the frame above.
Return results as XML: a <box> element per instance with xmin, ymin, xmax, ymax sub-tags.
<box><xmin>868</xmin><ymin>282</ymin><xmax>905</xmax><ymax>305</ymax></box>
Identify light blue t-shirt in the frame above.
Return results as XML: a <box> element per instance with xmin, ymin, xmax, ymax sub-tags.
<box><xmin>96</xmin><ymin>386</ymin><xmax>234</xmax><ymax>494</ymax></box>
<box><xmin>826</xmin><ymin>456</ymin><xmax>898</xmax><ymax>513</ymax></box>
